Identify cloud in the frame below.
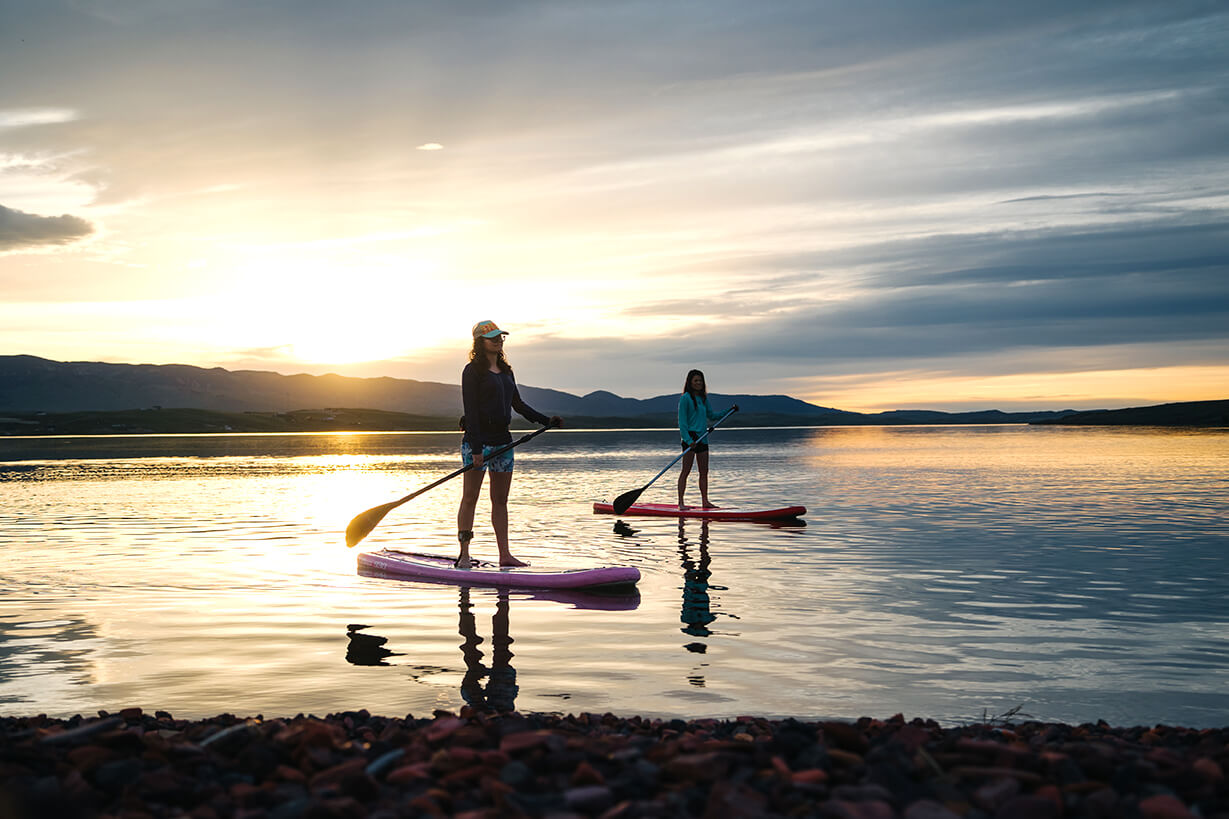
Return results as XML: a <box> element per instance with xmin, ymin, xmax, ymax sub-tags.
<box><xmin>0</xmin><ymin>205</ymin><xmax>94</xmax><ymax>250</ymax></box>
<box><xmin>718</xmin><ymin>216</ymin><xmax>1229</xmax><ymax>361</ymax></box>
<box><xmin>0</xmin><ymin>108</ymin><xmax>79</xmax><ymax>129</ymax></box>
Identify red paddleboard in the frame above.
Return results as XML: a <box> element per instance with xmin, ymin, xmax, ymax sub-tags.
<box><xmin>357</xmin><ymin>549</ymin><xmax>639</xmax><ymax>591</ymax></box>
<box><xmin>593</xmin><ymin>502</ymin><xmax>806</xmax><ymax>521</ymax></box>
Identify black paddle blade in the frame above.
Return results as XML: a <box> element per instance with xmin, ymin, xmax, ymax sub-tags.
<box><xmin>345</xmin><ymin>501</ymin><xmax>397</xmax><ymax>547</ymax></box>
<box><xmin>611</xmin><ymin>487</ymin><xmax>644</xmax><ymax>516</ymax></box>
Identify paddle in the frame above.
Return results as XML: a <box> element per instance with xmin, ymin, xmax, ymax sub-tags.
<box><xmin>611</xmin><ymin>405</ymin><xmax>738</xmax><ymax>515</ymax></box>
<box><xmin>345</xmin><ymin>424</ymin><xmax>554</xmax><ymax>547</ymax></box>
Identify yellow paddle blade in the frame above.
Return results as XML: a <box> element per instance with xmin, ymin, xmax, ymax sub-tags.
<box><xmin>345</xmin><ymin>502</ymin><xmax>396</xmax><ymax>547</ymax></box>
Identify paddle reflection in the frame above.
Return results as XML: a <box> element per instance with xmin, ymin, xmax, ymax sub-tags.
<box><xmin>345</xmin><ymin>623</ymin><xmax>402</xmax><ymax>666</ymax></box>
<box><xmin>345</xmin><ymin>581</ymin><xmax>639</xmax><ymax>713</ymax></box>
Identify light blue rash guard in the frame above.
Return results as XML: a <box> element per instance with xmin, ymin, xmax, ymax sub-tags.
<box><xmin>678</xmin><ymin>393</ymin><xmax>720</xmax><ymax>445</ymax></box>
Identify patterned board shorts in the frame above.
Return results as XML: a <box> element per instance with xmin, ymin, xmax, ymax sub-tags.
<box><xmin>461</xmin><ymin>441</ymin><xmax>514</xmax><ymax>472</ymax></box>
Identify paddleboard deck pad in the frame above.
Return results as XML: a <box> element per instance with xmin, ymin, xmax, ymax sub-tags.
<box><xmin>357</xmin><ymin>549</ymin><xmax>640</xmax><ymax>590</ymax></box>
<box><xmin>593</xmin><ymin>502</ymin><xmax>806</xmax><ymax>520</ymax></box>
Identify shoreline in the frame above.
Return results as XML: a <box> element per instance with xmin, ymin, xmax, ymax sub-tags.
<box><xmin>3</xmin><ymin>708</ymin><xmax>1225</xmax><ymax>818</ymax></box>
<box><xmin>4</xmin><ymin>399</ymin><xmax>1226</xmax><ymax>436</ymax></box>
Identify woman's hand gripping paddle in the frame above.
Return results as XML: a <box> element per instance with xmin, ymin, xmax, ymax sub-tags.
<box><xmin>610</xmin><ymin>405</ymin><xmax>738</xmax><ymax>515</ymax></box>
<box><xmin>345</xmin><ymin>424</ymin><xmax>555</xmax><ymax>547</ymax></box>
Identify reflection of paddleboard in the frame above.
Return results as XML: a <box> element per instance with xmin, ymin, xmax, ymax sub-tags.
<box><xmin>357</xmin><ymin>549</ymin><xmax>640</xmax><ymax>591</ymax></box>
<box><xmin>593</xmin><ymin>502</ymin><xmax>806</xmax><ymax>521</ymax></box>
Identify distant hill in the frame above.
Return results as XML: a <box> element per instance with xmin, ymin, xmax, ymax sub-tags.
<box><xmin>1031</xmin><ymin>400</ymin><xmax>1229</xmax><ymax>427</ymax></box>
<box><xmin>0</xmin><ymin>354</ymin><xmax>463</xmax><ymax>415</ymax></box>
<box><xmin>0</xmin><ymin>354</ymin><xmax>1084</xmax><ymax>434</ymax></box>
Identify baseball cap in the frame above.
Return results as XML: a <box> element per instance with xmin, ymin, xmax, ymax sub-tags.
<box><xmin>472</xmin><ymin>320</ymin><xmax>508</xmax><ymax>339</ymax></box>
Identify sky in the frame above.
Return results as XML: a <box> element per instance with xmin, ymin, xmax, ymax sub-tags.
<box><xmin>2</xmin><ymin>0</ymin><xmax>1227</xmax><ymax>412</ymax></box>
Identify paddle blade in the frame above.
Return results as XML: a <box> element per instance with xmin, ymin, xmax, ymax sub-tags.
<box><xmin>345</xmin><ymin>501</ymin><xmax>396</xmax><ymax>547</ymax></box>
<box><xmin>611</xmin><ymin>487</ymin><xmax>644</xmax><ymax>516</ymax></box>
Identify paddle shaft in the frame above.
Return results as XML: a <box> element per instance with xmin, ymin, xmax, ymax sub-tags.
<box><xmin>346</xmin><ymin>424</ymin><xmax>552</xmax><ymax>546</ymax></box>
<box><xmin>611</xmin><ymin>406</ymin><xmax>737</xmax><ymax>514</ymax></box>
<box><xmin>642</xmin><ymin>405</ymin><xmax>737</xmax><ymax>487</ymax></box>
<box><xmin>414</xmin><ymin>423</ymin><xmax>550</xmax><ymax>496</ymax></box>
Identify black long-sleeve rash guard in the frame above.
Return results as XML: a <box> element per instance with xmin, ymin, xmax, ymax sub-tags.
<box><xmin>461</xmin><ymin>361</ymin><xmax>550</xmax><ymax>450</ymax></box>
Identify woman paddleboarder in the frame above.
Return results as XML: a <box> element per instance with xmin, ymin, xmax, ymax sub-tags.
<box><xmin>457</xmin><ymin>320</ymin><xmax>561</xmax><ymax>568</ymax></box>
<box><xmin>677</xmin><ymin>369</ymin><xmax>728</xmax><ymax>510</ymax></box>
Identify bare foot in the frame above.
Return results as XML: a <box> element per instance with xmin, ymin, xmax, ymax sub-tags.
<box><xmin>454</xmin><ymin>555</ymin><xmax>473</xmax><ymax>569</ymax></box>
<box><xmin>701</xmin><ymin>502</ymin><xmax>718</xmax><ymax>509</ymax></box>
<box><xmin>500</xmin><ymin>556</ymin><xmax>529</xmax><ymax>568</ymax></box>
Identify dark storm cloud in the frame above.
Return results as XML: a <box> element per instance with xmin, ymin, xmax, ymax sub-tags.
<box><xmin>608</xmin><ymin>213</ymin><xmax>1229</xmax><ymax>368</ymax></box>
<box><xmin>733</xmin><ymin>243</ymin><xmax>1228</xmax><ymax>364</ymax></box>
<box><xmin>0</xmin><ymin>205</ymin><xmax>93</xmax><ymax>250</ymax></box>
<box><xmin>813</xmin><ymin>219</ymin><xmax>1229</xmax><ymax>290</ymax></box>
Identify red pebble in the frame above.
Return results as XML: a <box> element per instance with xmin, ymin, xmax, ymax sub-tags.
<box><xmin>572</xmin><ymin>760</ymin><xmax>606</xmax><ymax>786</ymax></box>
<box><xmin>273</xmin><ymin>764</ymin><xmax>306</xmax><ymax>783</ymax></box>
<box><xmin>791</xmin><ymin>768</ymin><xmax>829</xmax><ymax>785</ymax></box>
<box><xmin>424</xmin><ymin>716</ymin><xmax>465</xmax><ymax>743</ymax></box>
<box><xmin>480</xmin><ymin>749</ymin><xmax>509</xmax><ymax>767</ymax></box>
<box><xmin>440</xmin><ymin>764</ymin><xmax>488</xmax><ymax>785</ymax></box>
<box><xmin>827</xmin><ymin>748</ymin><xmax>865</xmax><ymax>767</ymax></box>
<box><xmin>1139</xmin><ymin>794</ymin><xmax>1196</xmax><ymax>819</ymax></box>
<box><xmin>228</xmin><ymin>782</ymin><xmax>262</xmax><ymax>804</ymax></box>
<box><xmin>386</xmin><ymin>762</ymin><xmax>432</xmax><ymax>784</ymax></box>
<box><xmin>973</xmin><ymin>776</ymin><xmax>1020</xmax><ymax>811</ymax></box>
<box><xmin>66</xmin><ymin>745</ymin><xmax>117</xmax><ymax>771</ymax></box>
<box><xmin>903</xmin><ymin>800</ymin><xmax>961</xmax><ymax>819</ymax></box>
<box><xmin>308</xmin><ymin>757</ymin><xmax>366</xmax><ymax>789</ymax></box>
<box><xmin>1036</xmin><ymin>784</ymin><xmax>1062</xmax><ymax>812</ymax></box>
<box><xmin>664</xmin><ymin>751</ymin><xmax>728</xmax><ymax>780</ymax></box>
<box><xmin>499</xmin><ymin>730</ymin><xmax>552</xmax><ymax>753</ymax></box>
<box><xmin>821</xmin><ymin>799</ymin><xmax>895</xmax><ymax>819</ymax></box>
<box><xmin>1193</xmin><ymin>757</ymin><xmax>1223</xmax><ymax>782</ymax></box>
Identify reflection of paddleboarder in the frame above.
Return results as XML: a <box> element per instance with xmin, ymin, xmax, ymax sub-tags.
<box><xmin>343</xmin><ymin>586</ymin><xmax>635</xmax><ymax>711</ymax></box>
<box><xmin>678</xmin><ymin>519</ymin><xmax>735</xmax><ymax>656</ymax></box>
<box><xmin>458</xmin><ymin>587</ymin><xmax>518</xmax><ymax>713</ymax></box>
<box><xmin>341</xmin><ymin>590</ymin><xmax>518</xmax><ymax>712</ymax></box>
<box><xmin>342</xmin><ymin>592</ymin><xmax>519</xmax><ymax>712</ymax></box>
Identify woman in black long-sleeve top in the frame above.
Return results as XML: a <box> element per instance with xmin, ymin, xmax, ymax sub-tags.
<box><xmin>456</xmin><ymin>320</ymin><xmax>561</xmax><ymax>568</ymax></box>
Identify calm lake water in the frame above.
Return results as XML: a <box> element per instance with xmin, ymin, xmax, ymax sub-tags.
<box><xmin>2</xmin><ymin>425</ymin><xmax>1227</xmax><ymax>728</ymax></box>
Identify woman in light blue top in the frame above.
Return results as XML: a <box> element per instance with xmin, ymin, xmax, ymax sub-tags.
<box><xmin>677</xmin><ymin>369</ymin><xmax>722</xmax><ymax>509</ymax></box>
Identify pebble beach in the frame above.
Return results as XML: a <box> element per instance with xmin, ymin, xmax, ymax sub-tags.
<box><xmin>2</xmin><ymin>708</ymin><xmax>1226</xmax><ymax>818</ymax></box>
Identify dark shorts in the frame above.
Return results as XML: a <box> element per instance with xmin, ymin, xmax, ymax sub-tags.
<box><xmin>681</xmin><ymin>441</ymin><xmax>710</xmax><ymax>453</ymax></box>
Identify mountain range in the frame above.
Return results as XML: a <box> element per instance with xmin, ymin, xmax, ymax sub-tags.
<box><xmin>7</xmin><ymin>354</ymin><xmax>1224</xmax><ymax>430</ymax></box>
<box><xmin>0</xmin><ymin>355</ymin><xmax>1078</xmax><ymax>426</ymax></box>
